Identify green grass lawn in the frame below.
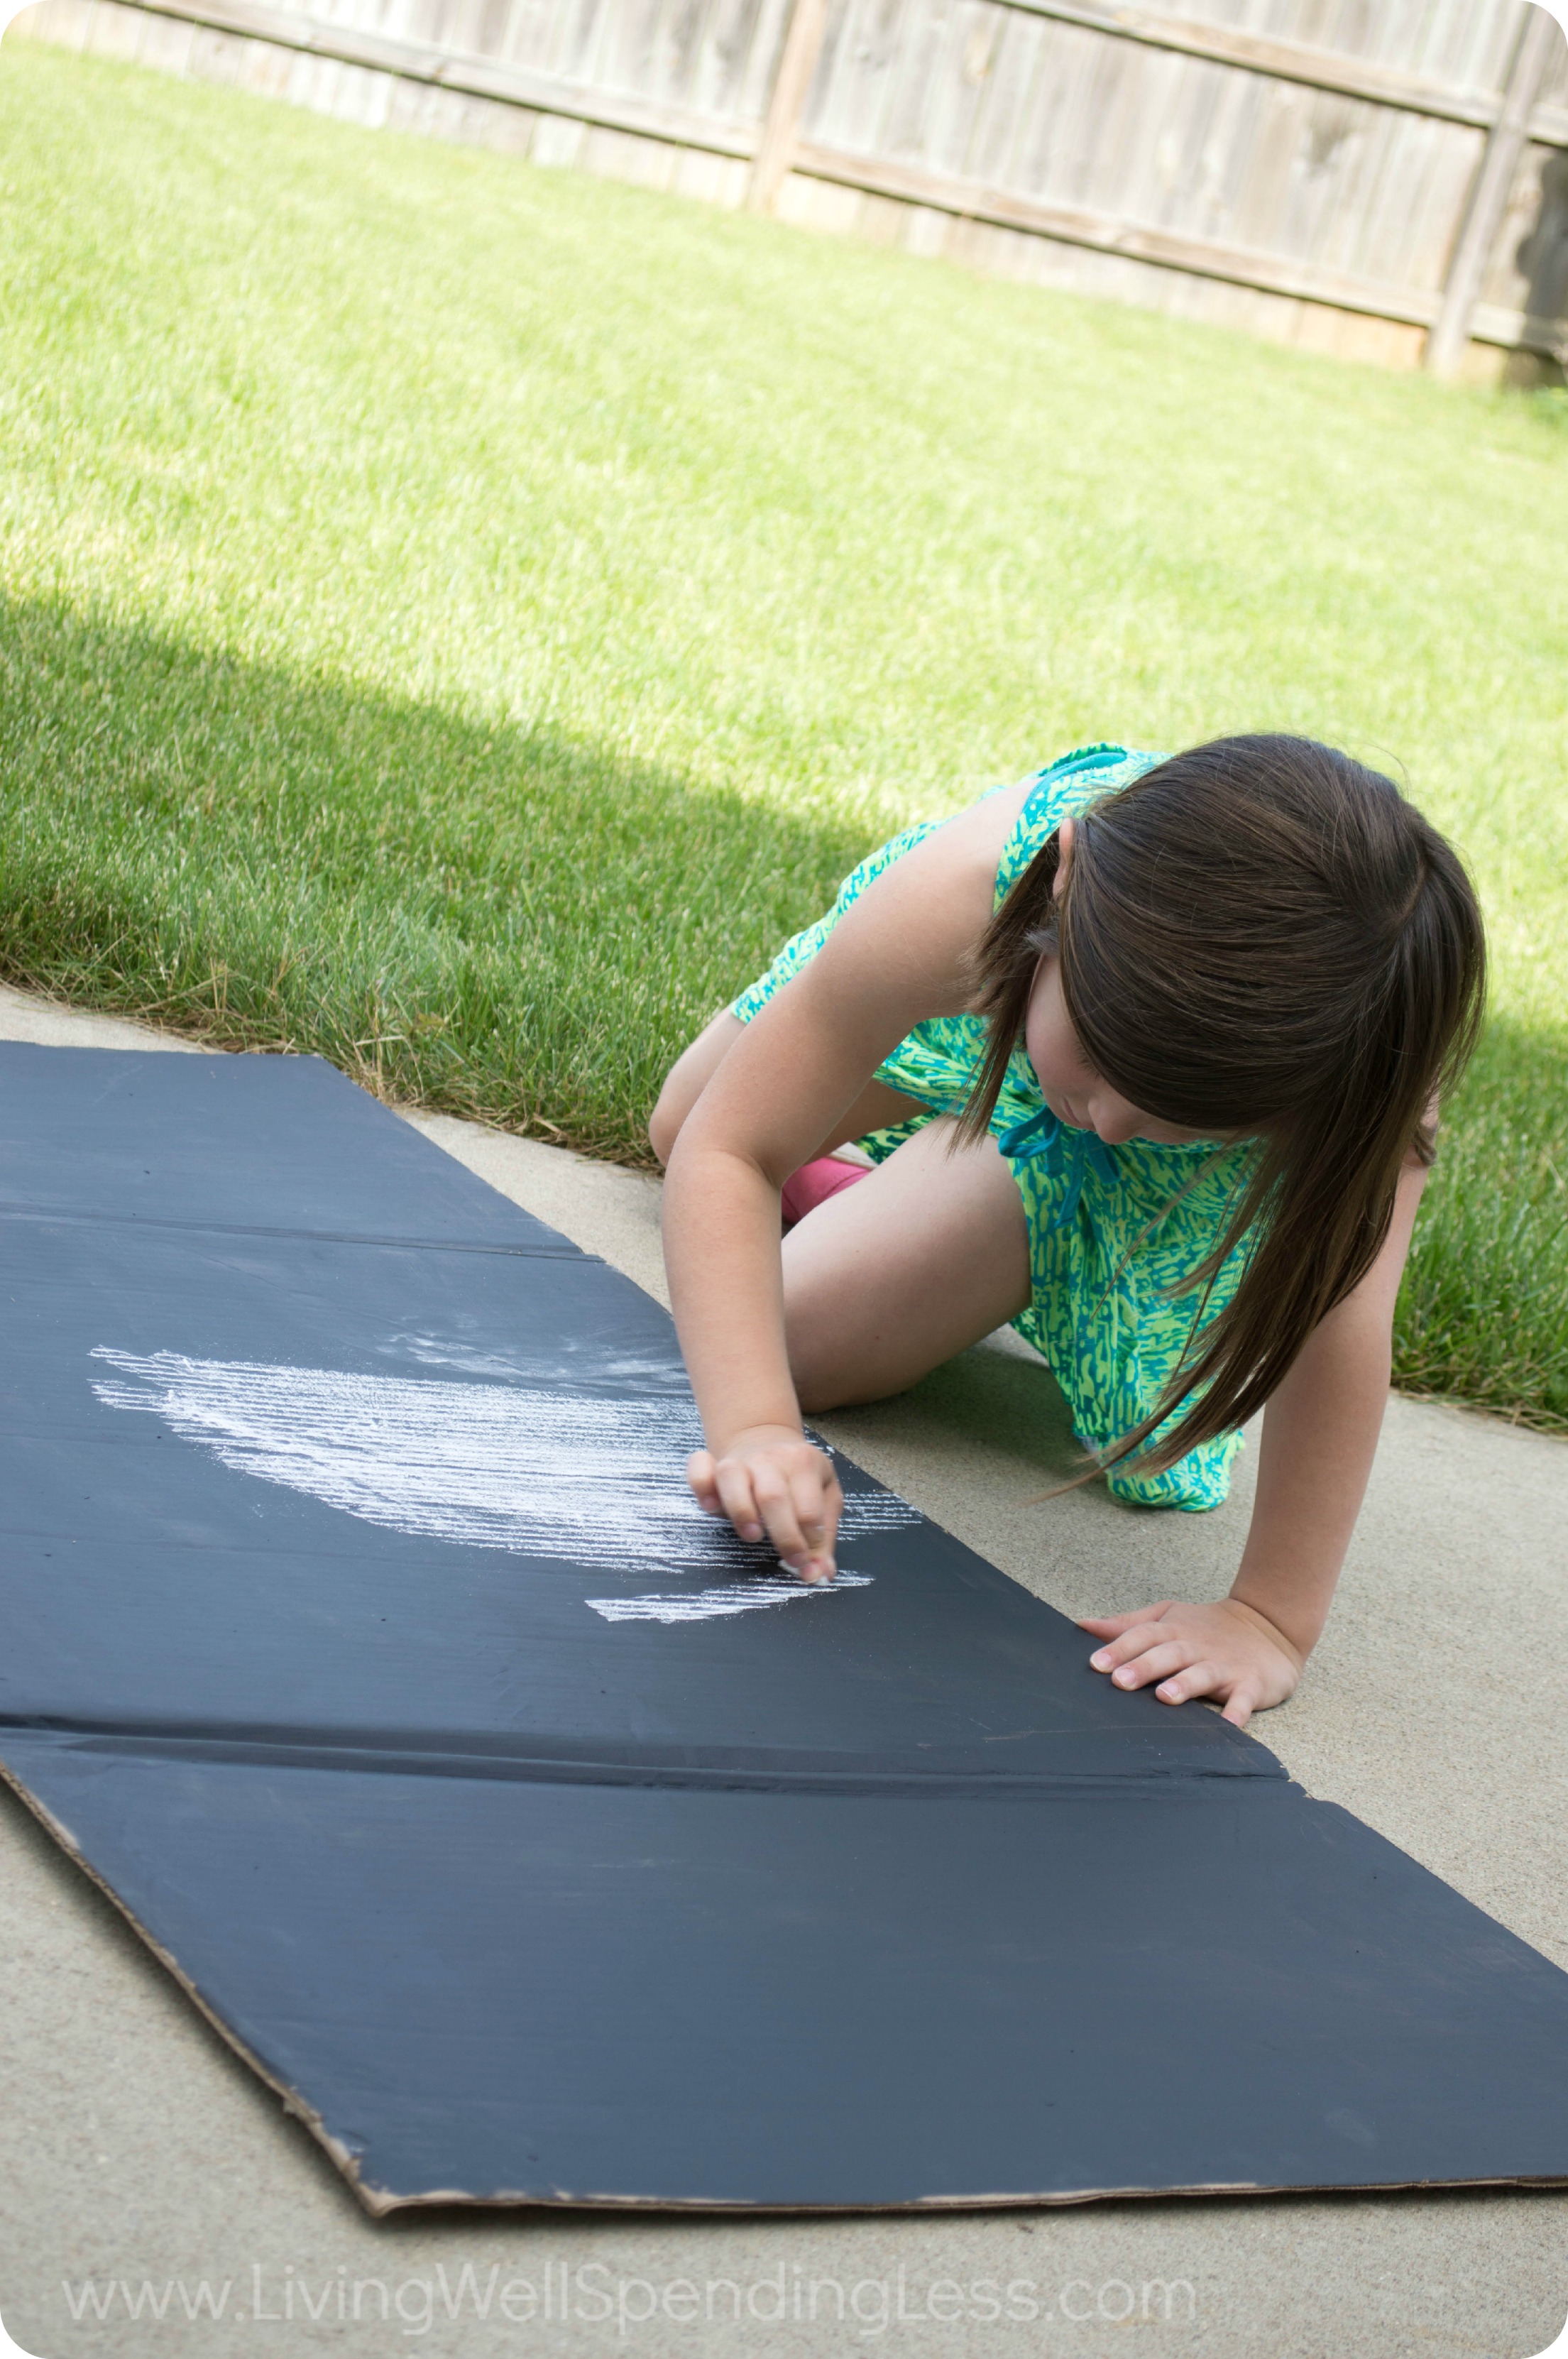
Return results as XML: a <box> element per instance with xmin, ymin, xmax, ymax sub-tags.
<box><xmin>1</xmin><ymin>38</ymin><xmax>1565</xmax><ymax>1431</ymax></box>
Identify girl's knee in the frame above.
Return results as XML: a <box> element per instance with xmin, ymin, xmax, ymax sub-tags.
<box><xmin>647</xmin><ymin>1083</ymin><xmax>682</xmax><ymax>1167</ymax></box>
<box><xmin>784</xmin><ymin>1271</ymin><xmax>908</xmax><ymax>1414</ymax></box>
<box><xmin>790</xmin><ymin>1350</ymin><xmax>869</xmax><ymax>1418</ymax></box>
<box><xmin>647</xmin><ymin>1010</ymin><xmax>747</xmax><ymax>1165</ymax></box>
<box><xmin>782</xmin><ymin>1283</ymin><xmax>848</xmax><ymax>1414</ymax></box>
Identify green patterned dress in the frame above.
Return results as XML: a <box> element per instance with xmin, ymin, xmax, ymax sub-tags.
<box><xmin>730</xmin><ymin>743</ymin><xmax>1261</xmax><ymax>1511</ymax></box>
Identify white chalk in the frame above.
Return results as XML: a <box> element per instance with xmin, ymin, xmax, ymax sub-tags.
<box><xmin>90</xmin><ymin>1350</ymin><xmax>916</xmax><ymax>1621</ymax></box>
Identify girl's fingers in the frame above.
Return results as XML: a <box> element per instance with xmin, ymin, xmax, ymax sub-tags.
<box><xmin>1079</xmin><ymin>1604</ymin><xmax>1175</xmax><ymax>1644</ymax></box>
<box><xmin>788</xmin><ymin>1466</ymin><xmax>842</xmax><ymax>1578</ymax></box>
<box><xmin>1155</xmin><ymin>1662</ymin><xmax>1222</xmax><ymax>1706</ymax></box>
<box><xmin>808</xmin><ymin>1464</ymin><xmax>845</xmax><ymax>1531</ymax></box>
<box><xmin>1088</xmin><ymin>1619</ymin><xmax>1170</xmax><ymax>1671</ymax></box>
<box><xmin>1087</xmin><ymin>1599</ymin><xmax>1293</xmax><ymax>1728</ymax></box>
<box><xmin>686</xmin><ymin>1451</ymin><xmax>725</xmax><ymax>1516</ymax></box>
<box><xmin>713</xmin><ymin>1459</ymin><xmax>766</xmax><ymax>1545</ymax></box>
<box><xmin>748</xmin><ymin>1461</ymin><xmax>813</xmax><ymax>1572</ymax></box>
<box><xmin>789</xmin><ymin>1485</ymin><xmax>825</xmax><ymax>1550</ymax></box>
<box><xmin>688</xmin><ymin>1438</ymin><xmax>843</xmax><ymax>1582</ymax></box>
<box><xmin>1109</xmin><ymin>1639</ymin><xmax>1193</xmax><ymax>1690</ymax></box>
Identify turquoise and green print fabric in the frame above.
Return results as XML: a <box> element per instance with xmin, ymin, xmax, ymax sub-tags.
<box><xmin>730</xmin><ymin>745</ymin><xmax>1260</xmax><ymax>1510</ymax></box>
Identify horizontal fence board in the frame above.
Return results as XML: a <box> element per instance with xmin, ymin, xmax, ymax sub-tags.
<box><xmin>791</xmin><ymin>132</ymin><xmax>1446</xmax><ymax>316</ymax></box>
<box><xmin>16</xmin><ymin>0</ymin><xmax>1566</xmax><ymax>366</ymax></box>
<box><xmin>102</xmin><ymin>0</ymin><xmax>764</xmax><ymax>142</ymax></box>
<box><xmin>192</xmin><ymin>0</ymin><xmax>1568</xmax><ymax>147</ymax></box>
<box><xmin>980</xmin><ymin>0</ymin><xmax>1528</xmax><ymax>132</ymax></box>
<box><xmin>292</xmin><ymin>0</ymin><xmax>788</xmax><ymax>117</ymax></box>
<box><xmin>803</xmin><ymin>1</ymin><xmax>1512</xmax><ymax>294</ymax></box>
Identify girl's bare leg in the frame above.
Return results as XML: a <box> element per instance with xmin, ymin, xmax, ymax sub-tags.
<box><xmin>651</xmin><ymin>1019</ymin><xmax>1026</xmax><ymax>1408</ymax></box>
<box><xmin>649</xmin><ymin>1010</ymin><xmax>926</xmax><ymax>1168</ymax></box>
<box><xmin>782</xmin><ymin>1118</ymin><xmax>1031</xmax><ymax>1411</ymax></box>
<box><xmin>648</xmin><ymin>1013</ymin><xmax>745</xmax><ymax>1163</ymax></box>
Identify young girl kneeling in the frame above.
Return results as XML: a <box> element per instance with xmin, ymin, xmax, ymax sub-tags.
<box><xmin>652</xmin><ymin>738</ymin><xmax>1484</xmax><ymax>1726</ymax></box>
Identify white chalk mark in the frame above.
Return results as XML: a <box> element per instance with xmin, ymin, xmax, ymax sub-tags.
<box><xmin>89</xmin><ymin>1351</ymin><xmax>916</xmax><ymax>1619</ymax></box>
<box><xmin>587</xmin><ymin>1573</ymin><xmax>874</xmax><ymax>1623</ymax></box>
<box><xmin>387</xmin><ymin>1332</ymin><xmax>690</xmax><ymax>1393</ymax></box>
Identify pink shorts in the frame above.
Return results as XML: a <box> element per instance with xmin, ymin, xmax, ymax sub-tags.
<box><xmin>780</xmin><ymin>1154</ymin><xmax>870</xmax><ymax>1233</ymax></box>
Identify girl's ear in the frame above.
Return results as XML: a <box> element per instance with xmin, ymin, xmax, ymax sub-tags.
<box><xmin>1052</xmin><ymin>816</ymin><xmax>1075</xmax><ymax>900</ymax></box>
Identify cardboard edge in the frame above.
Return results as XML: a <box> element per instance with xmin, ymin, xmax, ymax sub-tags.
<box><xmin>353</xmin><ymin>2173</ymin><xmax>1568</xmax><ymax>2216</ymax></box>
<box><xmin>0</xmin><ymin>1753</ymin><xmax>380</xmax><ymax>2212</ymax></box>
<box><xmin>6</xmin><ymin>1749</ymin><xmax>1567</xmax><ymax>2222</ymax></box>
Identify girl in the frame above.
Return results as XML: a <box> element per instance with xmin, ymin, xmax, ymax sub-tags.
<box><xmin>652</xmin><ymin>738</ymin><xmax>1484</xmax><ymax>1726</ymax></box>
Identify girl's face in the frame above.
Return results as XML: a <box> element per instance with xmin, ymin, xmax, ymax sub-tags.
<box><xmin>1023</xmin><ymin>956</ymin><xmax>1207</xmax><ymax>1146</ymax></box>
<box><xmin>1023</xmin><ymin>817</ymin><xmax>1215</xmax><ymax>1148</ymax></box>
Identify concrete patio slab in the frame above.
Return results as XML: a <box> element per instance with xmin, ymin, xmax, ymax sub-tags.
<box><xmin>0</xmin><ymin>990</ymin><xmax>1564</xmax><ymax>2359</ymax></box>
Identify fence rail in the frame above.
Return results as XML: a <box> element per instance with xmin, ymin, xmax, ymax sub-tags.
<box><xmin>970</xmin><ymin>0</ymin><xmax>1568</xmax><ymax>138</ymax></box>
<box><xmin>16</xmin><ymin>0</ymin><xmax>1568</xmax><ymax>373</ymax></box>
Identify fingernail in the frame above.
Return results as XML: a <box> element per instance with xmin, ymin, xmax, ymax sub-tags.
<box><xmin>1113</xmin><ymin>1666</ymin><xmax>1135</xmax><ymax>1686</ymax></box>
<box><xmin>1090</xmin><ymin>1649</ymin><xmax>1112</xmax><ymax>1670</ymax></box>
<box><xmin>740</xmin><ymin>1522</ymin><xmax>763</xmax><ymax>1542</ymax></box>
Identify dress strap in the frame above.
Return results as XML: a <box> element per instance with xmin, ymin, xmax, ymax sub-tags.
<box><xmin>995</xmin><ymin>1105</ymin><xmax>1118</xmax><ymax>1230</ymax></box>
<box><xmin>995</xmin><ymin>743</ymin><xmax>1168</xmax><ymax>908</ymax></box>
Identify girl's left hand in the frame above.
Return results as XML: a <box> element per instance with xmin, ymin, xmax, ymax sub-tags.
<box><xmin>1077</xmin><ymin>1597</ymin><xmax>1305</xmax><ymax>1728</ymax></box>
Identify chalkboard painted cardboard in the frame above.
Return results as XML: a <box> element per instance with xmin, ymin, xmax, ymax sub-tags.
<box><xmin>1</xmin><ymin>1045</ymin><xmax>1564</xmax><ymax>2211</ymax></box>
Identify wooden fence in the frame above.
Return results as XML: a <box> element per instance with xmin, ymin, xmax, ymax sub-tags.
<box><xmin>14</xmin><ymin>0</ymin><xmax>1568</xmax><ymax>377</ymax></box>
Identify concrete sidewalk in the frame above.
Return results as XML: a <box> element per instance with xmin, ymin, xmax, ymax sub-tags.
<box><xmin>1</xmin><ymin>985</ymin><xmax>1564</xmax><ymax>2359</ymax></box>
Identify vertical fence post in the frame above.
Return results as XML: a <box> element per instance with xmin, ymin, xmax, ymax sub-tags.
<box><xmin>747</xmin><ymin>0</ymin><xmax>830</xmax><ymax>214</ymax></box>
<box><xmin>1425</xmin><ymin>1</ymin><xmax>1559</xmax><ymax>378</ymax></box>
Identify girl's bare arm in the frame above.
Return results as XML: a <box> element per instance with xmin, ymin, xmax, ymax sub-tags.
<box><xmin>1080</xmin><ymin>1151</ymin><xmax>1430</xmax><ymax>1724</ymax></box>
<box><xmin>662</xmin><ymin>789</ymin><xmax>1024</xmax><ymax>1577</ymax></box>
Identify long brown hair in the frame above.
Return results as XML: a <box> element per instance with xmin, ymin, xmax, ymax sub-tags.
<box><xmin>960</xmin><ymin>735</ymin><xmax>1486</xmax><ymax>1479</ymax></box>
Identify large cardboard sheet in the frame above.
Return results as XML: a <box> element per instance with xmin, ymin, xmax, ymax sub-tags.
<box><xmin>1</xmin><ymin>1044</ymin><xmax>1565</xmax><ymax>2211</ymax></box>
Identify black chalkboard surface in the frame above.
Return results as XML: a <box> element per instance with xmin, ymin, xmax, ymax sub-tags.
<box><xmin>1</xmin><ymin>1044</ymin><xmax>1564</xmax><ymax>2211</ymax></box>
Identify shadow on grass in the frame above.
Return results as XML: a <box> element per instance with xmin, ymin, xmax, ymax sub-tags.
<box><xmin>0</xmin><ymin>595</ymin><xmax>881</xmax><ymax>1160</ymax></box>
<box><xmin>4</xmin><ymin>596</ymin><xmax>1566</xmax><ymax>1430</ymax></box>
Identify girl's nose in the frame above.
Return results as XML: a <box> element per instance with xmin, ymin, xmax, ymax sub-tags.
<box><xmin>1090</xmin><ymin>1098</ymin><xmax>1145</xmax><ymax>1145</ymax></box>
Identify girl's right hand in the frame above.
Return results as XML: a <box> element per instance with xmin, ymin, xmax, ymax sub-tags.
<box><xmin>686</xmin><ymin>1425</ymin><xmax>844</xmax><ymax>1584</ymax></box>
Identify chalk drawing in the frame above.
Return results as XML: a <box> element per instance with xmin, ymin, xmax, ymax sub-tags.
<box><xmin>89</xmin><ymin>1350</ymin><xmax>918</xmax><ymax>1619</ymax></box>
<box><xmin>386</xmin><ymin>1332</ymin><xmax>691</xmax><ymax>1394</ymax></box>
<box><xmin>586</xmin><ymin>1574</ymin><xmax>875</xmax><ymax>1623</ymax></box>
